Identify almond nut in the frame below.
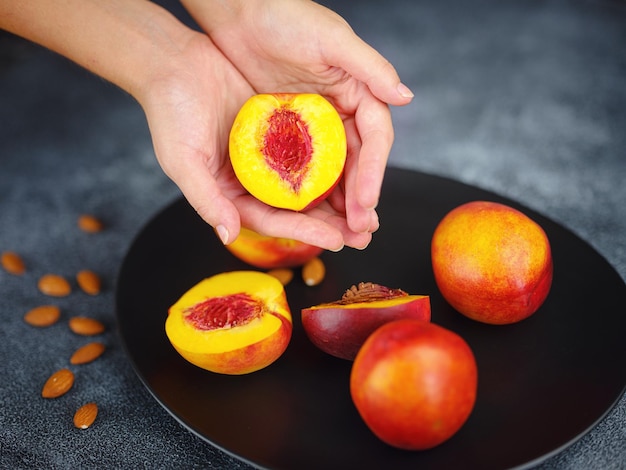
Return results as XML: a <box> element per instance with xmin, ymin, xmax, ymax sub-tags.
<box><xmin>24</xmin><ymin>305</ymin><xmax>61</xmax><ymax>327</ymax></box>
<box><xmin>38</xmin><ymin>274</ymin><xmax>72</xmax><ymax>297</ymax></box>
<box><xmin>70</xmin><ymin>342</ymin><xmax>105</xmax><ymax>365</ymax></box>
<box><xmin>42</xmin><ymin>368</ymin><xmax>74</xmax><ymax>398</ymax></box>
<box><xmin>78</xmin><ymin>214</ymin><xmax>104</xmax><ymax>233</ymax></box>
<box><xmin>73</xmin><ymin>402</ymin><xmax>98</xmax><ymax>429</ymax></box>
<box><xmin>267</xmin><ymin>268</ymin><xmax>294</xmax><ymax>286</ymax></box>
<box><xmin>1</xmin><ymin>251</ymin><xmax>26</xmax><ymax>275</ymax></box>
<box><xmin>69</xmin><ymin>316</ymin><xmax>105</xmax><ymax>336</ymax></box>
<box><xmin>302</xmin><ymin>257</ymin><xmax>326</xmax><ymax>286</ymax></box>
<box><xmin>76</xmin><ymin>270</ymin><xmax>101</xmax><ymax>295</ymax></box>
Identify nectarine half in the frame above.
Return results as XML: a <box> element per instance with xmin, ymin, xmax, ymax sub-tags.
<box><xmin>302</xmin><ymin>282</ymin><xmax>431</xmax><ymax>360</ymax></box>
<box><xmin>225</xmin><ymin>227</ymin><xmax>324</xmax><ymax>269</ymax></box>
<box><xmin>229</xmin><ymin>93</ymin><xmax>346</xmax><ymax>211</ymax></box>
<box><xmin>165</xmin><ymin>271</ymin><xmax>292</xmax><ymax>374</ymax></box>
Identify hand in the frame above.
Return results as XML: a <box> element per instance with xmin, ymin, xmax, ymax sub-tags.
<box><xmin>137</xmin><ymin>29</ymin><xmax>371</xmax><ymax>250</ymax></box>
<box><xmin>180</xmin><ymin>0</ymin><xmax>413</xmax><ymax>246</ymax></box>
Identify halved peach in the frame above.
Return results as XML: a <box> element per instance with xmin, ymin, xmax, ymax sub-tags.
<box><xmin>229</xmin><ymin>93</ymin><xmax>346</xmax><ymax>211</ymax></box>
<box><xmin>165</xmin><ymin>271</ymin><xmax>292</xmax><ymax>375</ymax></box>
<box><xmin>301</xmin><ymin>282</ymin><xmax>431</xmax><ymax>360</ymax></box>
<box><xmin>225</xmin><ymin>227</ymin><xmax>324</xmax><ymax>269</ymax></box>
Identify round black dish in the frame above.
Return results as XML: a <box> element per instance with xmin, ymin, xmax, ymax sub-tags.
<box><xmin>116</xmin><ymin>168</ymin><xmax>626</xmax><ymax>470</ymax></box>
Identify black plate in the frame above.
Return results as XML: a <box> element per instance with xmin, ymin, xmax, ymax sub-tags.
<box><xmin>116</xmin><ymin>168</ymin><xmax>626</xmax><ymax>470</ymax></box>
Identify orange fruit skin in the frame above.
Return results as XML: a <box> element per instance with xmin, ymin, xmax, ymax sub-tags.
<box><xmin>431</xmin><ymin>200</ymin><xmax>553</xmax><ymax>325</ymax></box>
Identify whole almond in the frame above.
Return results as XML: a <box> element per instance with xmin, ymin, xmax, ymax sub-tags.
<box><xmin>73</xmin><ymin>402</ymin><xmax>98</xmax><ymax>429</ymax></box>
<box><xmin>302</xmin><ymin>257</ymin><xmax>326</xmax><ymax>286</ymax></box>
<box><xmin>38</xmin><ymin>274</ymin><xmax>71</xmax><ymax>297</ymax></box>
<box><xmin>1</xmin><ymin>251</ymin><xmax>25</xmax><ymax>275</ymax></box>
<box><xmin>24</xmin><ymin>305</ymin><xmax>61</xmax><ymax>327</ymax></box>
<box><xmin>69</xmin><ymin>316</ymin><xmax>105</xmax><ymax>336</ymax></box>
<box><xmin>267</xmin><ymin>268</ymin><xmax>294</xmax><ymax>286</ymax></box>
<box><xmin>70</xmin><ymin>342</ymin><xmax>105</xmax><ymax>365</ymax></box>
<box><xmin>42</xmin><ymin>368</ymin><xmax>74</xmax><ymax>398</ymax></box>
<box><xmin>78</xmin><ymin>214</ymin><xmax>104</xmax><ymax>233</ymax></box>
<box><xmin>76</xmin><ymin>270</ymin><xmax>101</xmax><ymax>295</ymax></box>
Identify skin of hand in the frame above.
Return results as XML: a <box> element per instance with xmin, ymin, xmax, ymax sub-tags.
<box><xmin>179</xmin><ymin>0</ymin><xmax>414</xmax><ymax>248</ymax></box>
<box><xmin>0</xmin><ymin>0</ymin><xmax>412</xmax><ymax>251</ymax></box>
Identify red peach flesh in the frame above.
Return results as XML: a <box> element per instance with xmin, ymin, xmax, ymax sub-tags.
<box><xmin>184</xmin><ymin>293</ymin><xmax>263</xmax><ymax>330</ymax></box>
<box><xmin>263</xmin><ymin>108</ymin><xmax>313</xmax><ymax>192</ymax></box>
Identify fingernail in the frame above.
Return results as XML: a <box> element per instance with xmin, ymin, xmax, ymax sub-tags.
<box><xmin>216</xmin><ymin>224</ymin><xmax>229</xmax><ymax>245</ymax></box>
<box><xmin>329</xmin><ymin>244</ymin><xmax>344</xmax><ymax>253</ymax></box>
<box><xmin>397</xmin><ymin>82</ymin><xmax>414</xmax><ymax>99</ymax></box>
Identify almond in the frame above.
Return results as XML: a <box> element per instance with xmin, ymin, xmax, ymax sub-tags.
<box><xmin>76</xmin><ymin>270</ymin><xmax>101</xmax><ymax>295</ymax></box>
<box><xmin>70</xmin><ymin>342</ymin><xmax>105</xmax><ymax>365</ymax></box>
<box><xmin>77</xmin><ymin>214</ymin><xmax>104</xmax><ymax>233</ymax></box>
<box><xmin>24</xmin><ymin>305</ymin><xmax>61</xmax><ymax>327</ymax></box>
<box><xmin>41</xmin><ymin>368</ymin><xmax>74</xmax><ymax>398</ymax></box>
<box><xmin>1</xmin><ymin>251</ymin><xmax>25</xmax><ymax>275</ymax></box>
<box><xmin>69</xmin><ymin>316</ymin><xmax>105</xmax><ymax>336</ymax></box>
<box><xmin>38</xmin><ymin>274</ymin><xmax>72</xmax><ymax>297</ymax></box>
<box><xmin>267</xmin><ymin>268</ymin><xmax>294</xmax><ymax>286</ymax></box>
<box><xmin>302</xmin><ymin>257</ymin><xmax>326</xmax><ymax>286</ymax></box>
<box><xmin>73</xmin><ymin>402</ymin><xmax>98</xmax><ymax>429</ymax></box>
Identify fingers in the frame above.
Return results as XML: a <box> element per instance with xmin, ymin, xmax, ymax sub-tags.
<box><xmin>157</xmin><ymin>147</ymin><xmax>242</xmax><ymax>245</ymax></box>
<box><xmin>355</xmin><ymin>96</ymin><xmax>394</xmax><ymax>211</ymax></box>
<box><xmin>321</xmin><ymin>17</ymin><xmax>413</xmax><ymax>107</ymax></box>
<box><xmin>340</xmin><ymin>93</ymin><xmax>393</xmax><ymax>234</ymax></box>
<box><xmin>233</xmin><ymin>195</ymin><xmax>347</xmax><ymax>251</ymax></box>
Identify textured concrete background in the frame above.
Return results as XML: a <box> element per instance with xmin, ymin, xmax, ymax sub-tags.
<box><xmin>1</xmin><ymin>0</ymin><xmax>624</xmax><ymax>468</ymax></box>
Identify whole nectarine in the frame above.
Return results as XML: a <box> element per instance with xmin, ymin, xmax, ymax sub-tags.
<box><xmin>165</xmin><ymin>271</ymin><xmax>292</xmax><ymax>374</ymax></box>
<box><xmin>350</xmin><ymin>319</ymin><xmax>478</xmax><ymax>450</ymax></box>
<box><xmin>225</xmin><ymin>227</ymin><xmax>324</xmax><ymax>269</ymax></box>
<box><xmin>431</xmin><ymin>200</ymin><xmax>553</xmax><ymax>324</ymax></box>
<box><xmin>229</xmin><ymin>93</ymin><xmax>346</xmax><ymax>211</ymax></box>
<box><xmin>302</xmin><ymin>282</ymin><xmax>430</xmax><ymax>360</ymax></box>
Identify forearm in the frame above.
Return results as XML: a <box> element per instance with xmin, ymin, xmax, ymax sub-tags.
<box><xmin>0</xmin><ymin>0</ymin><xmax>192</xmax><ymax>99</ymax></box>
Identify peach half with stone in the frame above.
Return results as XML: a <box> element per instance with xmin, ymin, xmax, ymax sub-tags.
<box><xmin>229</xmin><ymin>93</ymin><xmax>346</xmax><ymax>211</ymax></box>
<box><xmin>165</xmin><ymin>271</ymin><xmax>292</xmax><ymax>375</ymax></box>
<box><xmin>302</xmin><ymin>282</ymin><xmax>431</xmax><ymax>360</ymax></box>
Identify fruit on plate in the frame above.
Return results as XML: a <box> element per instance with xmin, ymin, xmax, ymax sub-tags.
<box><xmin>431</xmin><ymin>200</ymin><xmax>553</xmax><ymax>325</ymax></box>
<box><xmin>350</xmin><ymin>319</ymin><xmax>478</xmax><ymax>450</ymax></box>
<box><xmin>165</xmin><ymin>271</ymin><xmax>292</xmax><ymax>375</ymax></box>
<box><xmin>225</xmin><ymin>227</ymin><xmax>323</xmax><ymax>269</ymax></box>
<box><xmin>229</xmin><ymin>93</ymin><xmax>346</xmax><ymax>211</ymax></box>
<box><xmin>301</xmin><ymin>282</ymin><xmax>431</xmax><ymax>360</ymax></box>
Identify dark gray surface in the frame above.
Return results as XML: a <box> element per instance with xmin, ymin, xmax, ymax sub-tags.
<box><xmin>1</xmin><ymin>0</ymin><xmax>624</xmax><ymax>468</ymax></box>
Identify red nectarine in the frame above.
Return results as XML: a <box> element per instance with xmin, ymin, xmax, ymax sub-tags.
<box><xmin>350</xmin><ymin>319</ymin><xmax>478</xmax><ymax>450</ymax></box>
<box><xmin>431</xmin><ymin>201</ymin><xmax>553</xmax><ymax>324</ymax></box>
